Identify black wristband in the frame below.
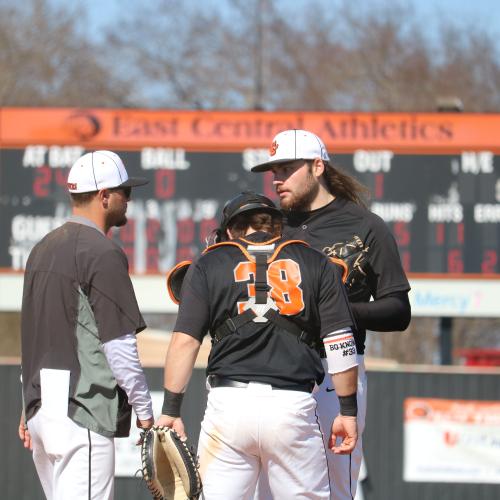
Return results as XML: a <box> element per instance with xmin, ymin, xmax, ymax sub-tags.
<box><xmin>338</xmin><ymin>393</ymin><xmax>358</xmax><ymax>417</ymax></box>
<box><xmin>161</xmin><ymin>388</ymin><xmax>184</xmax><ymax>417</ymax></box>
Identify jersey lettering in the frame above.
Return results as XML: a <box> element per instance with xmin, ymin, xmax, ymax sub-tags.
<box><xmin>234</xmin><ymin>259</ymin><xmax>305</xmax><ymax>315</ymax></box>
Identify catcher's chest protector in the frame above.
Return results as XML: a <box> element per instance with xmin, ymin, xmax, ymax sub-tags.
<box><xmin>205</xmin><ymin>238</ymin><xmax>319</xmax><ymax>349</ymax></box>
<box><xmin>206</xmin><ymin>238</ymin><xmax>306</xmax><ymax>305</ymax></box>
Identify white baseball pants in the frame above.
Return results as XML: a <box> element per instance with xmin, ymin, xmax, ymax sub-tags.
<box><xmin>28</xmin><ymin>409</ymin><xmax>115</xmax><ymax>500</ymax></box>
<box><xmin>255</xmin><ymin>355</ymin><xmax>367</xmax><ymax>500</ymax></box>
<box><xmin>198</xmin><ymin>382</ymin><xmax>331</xmax><ymax>499</ymax></box>
<box><xmin>315</xmin><ymin>355</ymin><xmax>367</xmax><ymax>500</ymax></box>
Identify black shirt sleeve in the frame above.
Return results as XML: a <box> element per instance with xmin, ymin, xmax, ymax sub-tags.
<box><xmin>350</xmin><ymin>291</ymin><xmax>411</xmax><ymax>332</ymax></box>
<box><xmin>173</xmin><ymin>260</ymin><xmax>210</xmax><ymax>342</ymax></box>
<box><xmin>317</xmin><ymin>257</ymin><xmax>355</xmax><ymax>337</ymax></box>
<box><xmin>88</xmin><ymin>247</ymin><xmax>146</xmax><ymax>343</ymax></box>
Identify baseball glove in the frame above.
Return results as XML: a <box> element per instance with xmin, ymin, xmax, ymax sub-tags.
<box><xmin>166</xmin><ymin>261</ymin><xmax>191</xmax><ymax>305</ymax></box>
<box><xmin>141</xmin><ymin>426</ymin><xmax>202</xmax><ymax>500</ymax></box>
<box><xmin>324</xmin><ymin>235</ymin><xmax>372</xmax><ymax>302</ymax></box>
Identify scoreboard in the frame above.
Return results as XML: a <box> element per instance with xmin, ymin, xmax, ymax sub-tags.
<box><xmin>1</xmin><ymin>108</ymin><xmax>499</xmax><ymax>279</ymax></box>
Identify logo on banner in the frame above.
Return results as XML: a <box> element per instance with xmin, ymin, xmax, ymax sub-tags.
<box><xmin>64</xmin><ymin>110</ymin><xmax>101</xmax><ymax>141</ymax></box>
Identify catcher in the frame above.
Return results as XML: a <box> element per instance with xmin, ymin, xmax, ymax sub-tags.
<box><xmin>156</xmin><ymin>191</ymin><xmax>359</xmax><ymax>499</ymax></box>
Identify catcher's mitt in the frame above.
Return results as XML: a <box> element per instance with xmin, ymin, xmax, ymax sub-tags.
<box><xmin>166</xmin><ymin>261</ymin><xmax>191</xmax><ymax>305</ymax></box>
<box><xmin>324</xmin><ymin>235</ymin><xmax>372</xmax><ymax>302</ymax></box>
<box><xmin>141</xmin><ymin>426</ymin><xmax>202</xmax><ymax>500</ymax></box>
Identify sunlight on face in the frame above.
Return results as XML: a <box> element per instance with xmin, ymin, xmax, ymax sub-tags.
<box><xmin>272</xmin><ymin>161</ymin><xmax>319</xmax><ymax>211</ymax></box>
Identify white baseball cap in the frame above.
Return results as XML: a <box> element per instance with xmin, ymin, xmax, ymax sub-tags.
<box><xmin>251</xmin><ymin>129</ymin><xmax>330</xmax><ymax>172</ymax></box>
<box><xmin>67</xmin><ymin>150</ymin><xmax>148</xmax><ymax>193</ymax></box>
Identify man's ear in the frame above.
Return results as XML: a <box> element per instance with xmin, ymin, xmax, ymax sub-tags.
<box><xmin>226</xmin><ymin>228</ymin><xmax>233</xmax><ymax>240</ymax></box>
<box><xmin>99</xmin><ymin>189</ymin><xmax>110</xmax><ymax>207</ymax></box>
<box><xmin>312</xmin><ymin>158</ymin><xmax>325</xmax><ymax>178</ymax></box>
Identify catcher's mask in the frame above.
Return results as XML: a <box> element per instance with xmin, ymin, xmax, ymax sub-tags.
<box><xmin>207</xmin><ymin>191</ymin><xmax>282</xmax><ymax>245</ymax></box>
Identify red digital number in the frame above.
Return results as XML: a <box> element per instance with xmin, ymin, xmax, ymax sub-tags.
<box><xmin>119</xmin><ymin>220</ymin><xmax>135</xmax><ymax>243</ymax></box>
<box><xmin>435</xmin><ymin>223</ymin><xmax>444</xmax><ymax>245</ymax></box>
<box><xmin>155</xmin><ymin>170</ymin><xmax>175</xmax><ymax>199</ymax></box>
<box><xmin>177</xmin><ymin>219</ymin><xmax>195</xmax><ymax>244</ymax></box>
<box><xmin>447</xmin><ymin>249</ymin><xmax>463</xmax><ymax>273</ymax></box>
<box><xmin>177</xmin><ymin>247</ymin><xmax>194</xmax><ymax>262</ymax></box>
<box><xmin>374</xmin><ymin>173</ymin><xmax>384</xmax><ymax>199</ymax></box>
<box><xmin>146</xmin><ymin>247</ymin><xmax>159</xmax><ymax>272</ymax></box>
<box><xmin>393</xmin><ymin>222</ymin><xmax>410</xmax><ymax>246</ymax></box>
<box><xmin>146</xmin><ymin>219</ymin><xmax>160</xmax><ymax>243</ymax></box>
<box><xmin>481</xmin><ymin>250</ymin><xmax>497</xmax><ymax>273</ymax></box>
<box><xmin>199</xmin><ymin>218</ymin><xmax>218</xmax><ymax>244</ymax></box>
<box><xmin>33</xmin><ymin>166</ymin><xmax>51</xmax><ymax>197</ymax></box>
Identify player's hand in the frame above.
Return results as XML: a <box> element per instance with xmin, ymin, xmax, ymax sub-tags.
<box><xmin>136</xmin><ymin>416</ymin><xmax>154</xmax><ymax>445</ymax></box>
<box><xmin>329</xmin><ymin>414</ymin><xmax>358</xmax><ymax>454</ymax></box>
<box><xmin>18</xmin><ymin>413</ymin><xmax>32</xmax><ymax>450</ymax></box>
<box><xmin>156</xmin><ymin>415</ymin><xmax>186</xmax><ymax>440</ymax></box>
<box><xmin>137</xmin><ymin>416</ymin><xmax>154</xmax><ymax>429</ymax></box>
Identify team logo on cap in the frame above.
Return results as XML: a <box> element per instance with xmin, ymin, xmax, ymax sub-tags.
<box><xmin>269</xmin><ymin>140</ymin><xmax>279</xmax><ymax>156</ymax></box>
<box><xmin>67</xmin><ymin>183</ymin><xmax>77</xmax><ymax>190</ymax></box>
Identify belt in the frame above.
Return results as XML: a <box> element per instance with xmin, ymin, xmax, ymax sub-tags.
<box><xmin>208</xmin><ymin>374</ymin><xmax>314</xmax><ymax>393</ymax></box>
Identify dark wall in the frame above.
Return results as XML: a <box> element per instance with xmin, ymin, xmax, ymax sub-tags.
<box><xmin>362</xmin><ymin>370</ymin><xmax>500</xmax><ymax>500</ymax></box>
<box><xmin>2</xmin><ymin>365</ymin><xmax>499</xmax><ymax>500</ymax></box>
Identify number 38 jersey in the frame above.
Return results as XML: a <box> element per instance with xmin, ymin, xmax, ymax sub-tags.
<box><xmin>174</xmin><ymin>231</ymin><xmax>354</xmax><ymax>388</ymax></box>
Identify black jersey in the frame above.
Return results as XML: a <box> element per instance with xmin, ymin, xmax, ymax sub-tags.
<box><xmin>283</xmin><ymin>197</ymin><xmax>410</xmax><ymax>354</ymax></box>
<box><xmin>174</xmin><ymin>231</ymin><xmax>354</xmax><ymax>388</ymax></box>
<box><xmin>21</xmin><ymin>220</ymin><xmax>146</xmax><ymax>436</ymax></box>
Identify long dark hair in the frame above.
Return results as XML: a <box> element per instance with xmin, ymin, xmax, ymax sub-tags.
<box><xmin>322</xmin><ymin>162</ymin><xmax>370</xmax><ymax>207</ymax></box>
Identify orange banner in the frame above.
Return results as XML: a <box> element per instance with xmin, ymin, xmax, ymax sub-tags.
<box><xmin>405</xmin><ymin>398</ymin><xmax>500</xmax><ymax>424</ymax></box>
<box><xmin>2</xmin><ymin>108</ymin><xmax>500</xmax><ymax>152</ymax></box>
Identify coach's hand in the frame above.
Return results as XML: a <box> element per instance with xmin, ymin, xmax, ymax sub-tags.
<box><xmin>156</xmin><ymin>415</ymin><xmax>186</xmax><ymax>440</ymax></box>
<box><xmin>330</xmin><ymin>414</ymin><xmax>358</xmax><ymax>454</ymax></box>
<box><xmin>137</xmin><ymin>416</ymin><xmax>155</xmax><ymax>429</ymax></box>
<box><xmin>18</xmin><ymin>412</ymin><xmax>32</xmax><ymax>450</ymax></box>
<box><xmin>136</xmin><ymin>416</ymin><xmax>154</xmax><ymax>445</ymax></box>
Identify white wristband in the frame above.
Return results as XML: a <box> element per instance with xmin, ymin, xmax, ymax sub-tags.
<box><xmin>323</xmin><ymin>328</ymin><xmax>358</xmax><ymax>374</ymax></box>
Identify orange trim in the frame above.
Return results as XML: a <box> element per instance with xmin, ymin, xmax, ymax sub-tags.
<box><xmin>2</xmin><ymin>108</ymin><xmax>500</xmax><ymax>152</ymax></box>
<box><xmin>329</xmin><ymin>257</ymin><xmax>348</xmax><ymax>283</ymax></box>
<box><xmin>165</xmin><ymin>260</ymin><xmax>191</xmax><ymax>304</ymax></box>
<box><xmin>204</xmin><ymin>239</ymin><xmax>309</xmax><ymax>264</ymax></box>
<box><xmin>324</xmin><ymin>335</ymin><xmax>354</xmax><ymax>344</ymax></box>
<box><xmin>203</xmin><ymin>241</ymin><xmax>255</xmax><ymax>261</ymax></box>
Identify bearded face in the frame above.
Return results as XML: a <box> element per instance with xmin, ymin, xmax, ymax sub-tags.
<box><xmin>273</xmin><ymin>161</ymin><xmax>320</xmax><ymax>212</ymax></box>
<box><xmin>106</xmin><ymin>188</ymin><xmax>130</xmax><ymax>228</ymax></box>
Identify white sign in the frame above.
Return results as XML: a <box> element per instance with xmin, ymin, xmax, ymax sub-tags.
<box><xmin>404</xmin><ymin>398</ymin><xmax>500</xmax><ymax>483</ymax></box>
<box><xmin>408</xmin><ymin>279</ymin><xmax>500</xmax><ymax>317</ymax></box>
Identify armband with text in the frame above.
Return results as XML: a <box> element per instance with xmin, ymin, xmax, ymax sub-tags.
<box><xmin>322</xmin><ymin>328</ymin><xmax>358</xmax><ymax>374</ymax></box>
